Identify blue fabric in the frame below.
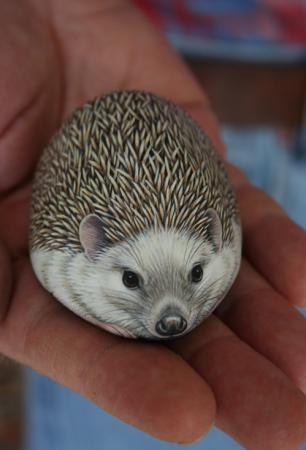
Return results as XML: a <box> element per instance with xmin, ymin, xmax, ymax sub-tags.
<box><xmin>223</xmin><ymin>126</ymin><xmax>306</xmax><ymax>229</ymax></box>
<box><xmin>24</xmin><ymin>126</ymin><xmax>306</xmax><ymax>450</ymax></box>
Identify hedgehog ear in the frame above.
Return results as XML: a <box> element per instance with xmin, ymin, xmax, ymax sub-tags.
<box><xmin>206</xmin><ymin>208</ymin><xmax>223</xmax><ymax>252</ymax></box>
<box><xmin>79</xmin><ymin>214</ymin><xmax>106</xmax><ymax>261</ymax></box>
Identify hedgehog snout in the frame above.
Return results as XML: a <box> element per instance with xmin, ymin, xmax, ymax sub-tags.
<box><xmin>155</xmin><ymin>314</ymin><xmax>187</xmax><ymax>336</ymax></box>
<box><xmin>153</xmin><ymin>303</ymin><xmax>189</xmax><ymax>338</ymax></box>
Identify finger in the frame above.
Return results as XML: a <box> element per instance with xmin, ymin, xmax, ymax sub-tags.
<box><xmin>217</xmin><ymin>259</ymin><xmax>306</xmax><ymax>393</ymax></box>
<box><xmin>169</xmin><ymin>316</ymin><xmax>306</xmax><ymax>449</ymax></box>
<box><xmin>0</xmin><ymin>1</ymin><xmax>60</xmax><ymax>193</ymax></box>
<box><xmin>0</xmin><ymin>261</ymin><xmax>216</xmax><ymax>443</ymax></box>
<box><xmin>227</xmin><ymin>164</ymin><xmax>306</xmax><ymax>307</ymax></box>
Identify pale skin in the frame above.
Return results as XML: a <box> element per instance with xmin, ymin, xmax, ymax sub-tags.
<box><xmin>0</xmin><ymin>1</ymin><xmax>306</xmax><ymax>448</ymax></box>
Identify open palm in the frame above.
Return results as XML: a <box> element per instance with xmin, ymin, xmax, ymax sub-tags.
<box><xmin>1</xmin><ymin>1</ymin><xmax>306</xmax><ymax>448</ymax></box>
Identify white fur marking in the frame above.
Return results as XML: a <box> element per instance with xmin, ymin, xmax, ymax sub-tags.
<box><xmin>30</xmin><ymin>222</ymin><xmax>241</xmax><ymax>339</ymax></box>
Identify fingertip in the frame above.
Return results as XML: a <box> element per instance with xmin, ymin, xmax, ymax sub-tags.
<box><xmin>155</xmin><ymin>357</ymin><xmax>216</xmax><ymax>444</ymax></box>
<box><xmin>96</xmin><ymin>343</ymin><xmax>216</xmax><ymax>443</ymax></box>
<box><xmin>245</xmin><ymin>213</ymin><xmax>306</xmax><ymax>307</ymax></box>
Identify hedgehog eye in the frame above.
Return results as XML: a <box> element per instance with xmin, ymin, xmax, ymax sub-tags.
<box><xmin>190</xmin><ymin>264</ymin><xmax>203</xmax><ymax>283</ymax></box>
<box><xmin>122</xmin><ymin>270</ymin><xmax>139</xmax><ymax>289</ymax></box>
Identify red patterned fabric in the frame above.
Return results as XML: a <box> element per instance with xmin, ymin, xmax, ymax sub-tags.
<box><xmin>133</xmin><ymin>0</ymin><xmax>306</xmax><ymax>61</ymax></box>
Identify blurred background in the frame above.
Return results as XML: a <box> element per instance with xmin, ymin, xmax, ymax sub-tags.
<box><xmin>1</xmin><ymin>1</ymin><xmax>306</xmax><ymax>449</ymax></box>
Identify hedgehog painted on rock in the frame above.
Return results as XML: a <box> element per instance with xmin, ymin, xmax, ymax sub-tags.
<box><xmin>29</xmin><ymin>90</ymin><xmax>242</xmax><ymax>339</ymax></box>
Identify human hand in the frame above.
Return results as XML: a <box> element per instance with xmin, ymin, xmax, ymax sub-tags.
<box><xmin>1</xmin><ymin>1</ymin><xmax>306</xmax><ymax>448</ymax></box>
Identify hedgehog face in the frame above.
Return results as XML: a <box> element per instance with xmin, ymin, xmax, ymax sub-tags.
<box><xmin>77</xmin><ymin>213</ymin><xmax>241</xmax><ymax>340</ymax></box>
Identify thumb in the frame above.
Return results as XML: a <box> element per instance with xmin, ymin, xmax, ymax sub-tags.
<box><xmin>0</xmin><ymin>1</ymin><xmax>60</xmax><ymax>193</ymax></box>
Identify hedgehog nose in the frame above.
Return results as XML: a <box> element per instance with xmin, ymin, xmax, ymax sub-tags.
<box><xmin>155</xmin><ymin>315</ymin><xmax>187</xmax><ymax>336</ymax></box>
